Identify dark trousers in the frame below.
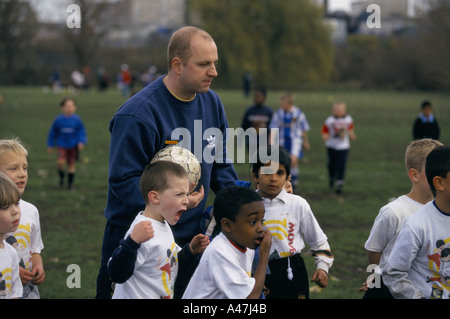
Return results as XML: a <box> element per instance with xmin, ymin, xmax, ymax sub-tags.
<box><xmin>362</xmin><ymin>276</ymin><xmax>394</xmax><ymax>299</ymax></box>
<box><xmin>265</xmin><ymin>254</ymin><xmax>309</xmax><ymax>299</ymax></box>
<box><xmin>326</xmin><ymin>148</ymin><xmax>349</xmax><ymax>187</ymax></box>
<box><xmin>96</xmin><ymin>221</ymin><xmax>129</xmax><ymax>299</ymax></box>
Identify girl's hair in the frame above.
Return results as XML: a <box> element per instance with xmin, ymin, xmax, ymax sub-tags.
<box><xmin>0</xmin><ymin>172</ymin><xmax>20</xmax><ymax>209</ymax></box>
<box><xmin>139</xmin><ymin>160</ymin><xmax>188</xmax><ymax>204</ymax></box>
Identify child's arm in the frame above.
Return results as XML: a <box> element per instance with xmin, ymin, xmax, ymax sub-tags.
<box><xmin>107</xmin><ymin>221</ymin><xmax>154</xmax><ymax>284</ymax></box>
<box><xmin>189</xmin><ymin>233</ymin><xmax>210</xmax><ymax>255</ymax></box>
<box><xmin>247</xmin><ymin>230</ymin><xmax>271</xmax><ymax>299</ymax></box>
<box><xmin>311</xmin><ymin>241</ymin><xmax>334</xmax><ymax>288</ymax></box>
<box><xmin>31</xmin><ymin>254</ymin><xmax>45</xmax><ymax>285</ymax></box>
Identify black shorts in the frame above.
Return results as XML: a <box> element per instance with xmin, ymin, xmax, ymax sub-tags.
<box><xmin>265</xmin><ymin>254</ymin><xmax>309</xmax><ymax>299</ymax></box>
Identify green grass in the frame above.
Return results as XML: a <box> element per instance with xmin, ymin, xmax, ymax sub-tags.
<box><xmin>0</xmin><ymin>86</ymin><xmax>449</xmax><ymax>299</ymax></box>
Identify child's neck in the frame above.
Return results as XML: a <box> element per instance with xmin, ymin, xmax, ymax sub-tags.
<box><xmin>435</xmin><ymin>196</ymin><xmax>450</xmax><ymax>215</ymax></box>
<box><xmin>142</xmin><ymin>206</ymin><xmax>164</xmax><ymax>223</ymax></box>
<box><xmin>407</xmin><ymin>187</ymin><xmax>433</xmax><ymax>205</ymax></box>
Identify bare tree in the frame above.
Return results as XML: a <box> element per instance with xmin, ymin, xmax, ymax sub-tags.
<box><xmin>63</xmin><ymin>0</ymin><xmax>113</xmax><ymax>70</ymax></box>
<box><xmin>0</xmin><ymin>0</ymin><xmax>38</xmax><ymax>84</ymax></box>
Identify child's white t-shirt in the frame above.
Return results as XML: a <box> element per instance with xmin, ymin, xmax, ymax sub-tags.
<box><xmin>260</xmin><ymin>189</ymin><xmax>332</xmax><ymax>272</ymax></box>
<box><xmin>364</xmin><ymin>195</ymin><xmax>424</xmax><ymax>271</ymax></box>
<box><xmin>322</xmin><ymin>114</ymin><xmax>354</xmax><ymax>150</ymax></box>
<box><xmin>5</xmin><ymin>199</ymin><xmax>44</xmax><ymax>299</ymax></box>
<box><xmin>182</xmin><ymin>232</ymin><xmax>255</xmax><ymax>299</ymax></box>
<box><xmin>112</xmin><ymin>213</ymin><xmax>180</xmax><ymax>299</ymax></box>
<box><xmin>0</xmin><ymin>240</ymin><xmax>23</xmax><ymax>299</ymax></box>
<box><xmin>384</xmin><ymin>201</ymin><xmax>450</xmax><ymax>299</ymax></box>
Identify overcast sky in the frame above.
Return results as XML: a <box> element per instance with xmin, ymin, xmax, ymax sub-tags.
<box><xmin>30</xmin><ymin>0</ymin><xmax>353</xmax><ymax>23</ymax></box>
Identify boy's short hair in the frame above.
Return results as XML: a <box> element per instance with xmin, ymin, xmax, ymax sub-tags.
<box><xmin>421</xmin><ymin>100</ymin><xmax>432</xmax><ymax>109</ymax></box>
<box><xmin>425</xmin><ymin>145</ymin><xmax>450</xmax><ymax>196</ymax></box>
<box><xmin>60</xmin><ymin>97</ymin><xmax>76</xmax><ymax>107</ymax></box>
<box><xmin>0</xmin><ymin>172</ymin><xmax>21</xmax><ymax>208</ymax></box>
<box><xmin>405</xmin><ymin>138</ymin><xmax>442</xmax><ymax>172</ymax></box>
<box><xmin>0</xmin><ymin>138</ymin><xmax>28</xmax><ymax>158</ymax></box>
<box><xmin>139</xmin><ymin>161</ymin><xmax>188</xmax><ymax>204</ymax></box>
<box><xmin>251</xmin><ymin>146</ymin><xmax>291</xmax><ymax>179</ymax></box>
<box><xmin>213</xmin><ymin>185</ymin><xmax>262</xmax><ymax>230</ymax></box>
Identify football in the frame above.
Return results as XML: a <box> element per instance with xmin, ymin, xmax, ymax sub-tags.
<box><xmin>150</xmin><ymin>145</ymin><xmax>201</xmax><ymax>190</ymax></box>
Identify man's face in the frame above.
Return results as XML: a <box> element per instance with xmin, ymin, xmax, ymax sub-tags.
<box><xmin>179</xmin><ymin>35</ymin><xmax>218</xmax><ymax>97</ymax></box>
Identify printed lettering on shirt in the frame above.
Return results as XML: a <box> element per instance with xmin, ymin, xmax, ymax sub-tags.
<box><xmin>263</xmin><ymin>218</ymin><xmax>297</xmax><ymax>258</ymax></box>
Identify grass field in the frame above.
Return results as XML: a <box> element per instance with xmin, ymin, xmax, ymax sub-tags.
<box><xmin>0</xmin><ymin>85</ymin><xmax>449</xmax><ymax>299</ymax></box>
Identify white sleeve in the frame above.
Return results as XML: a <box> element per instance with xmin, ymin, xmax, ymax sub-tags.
<box><xmin>382</xmin><ymin>223</ymin><xmax>424</xmax><ymax>299</ymax></box>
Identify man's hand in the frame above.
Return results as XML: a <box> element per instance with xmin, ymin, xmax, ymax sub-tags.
<box><xmin>188</xmin><ymin>184</ymin><xmax>204</xmax><ymax>209</ymax></box>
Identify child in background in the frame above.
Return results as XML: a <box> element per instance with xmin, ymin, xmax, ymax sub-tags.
<box><xmin>362</xmin><ymin>138</ymin><xmax>443</xmax><ymax>298</ymax></box>
<box><xmin>251</xmin><ymin>147</ymin><xmax>333</xmax><ymax>299</ymax></box>
<box><xmin>0</xmin><ymin>138</ymin><xmax>45</xmax><ymax>298</ymax></box>
<box><xmin>0</xmin><ymin>172</ymin><xmax>23</xmax><ymax>299</ymax></box>
<box><xmin>383</xmin><ymin>145</ymin><xmax>450</xmax><ymax>299</ymax></box>
<box><xmin>269</xmin><ymin>92</ymin><xmax>310</xmax><ymax>192</ymax></box>
<box><xmin>321</xmin><ymin>101</ymin><xmax>356</xmax><ymax>195</ymax></box>
<box><xmin>47</xmin><ymin>97</ymin><xmax>87</xmax><ymax>190</ymax></box>
<box><xmin>412</xmin><ymin>100</ymin><xmax>440</xmax><ymax>141</ymax></box>
<box><xmin>109</xmin><ymin>161</ymin><xmax>209</xmax><ymax>299</ymax></box>
<box><xmin>241</xmin><ymin>88</ymin><xmax>273</xmax><ymax>151</ymax></box>
<box><xmin>182</xmin><ymin>185</ymin><xmax>271</xmax><ymax>299</ymax></box>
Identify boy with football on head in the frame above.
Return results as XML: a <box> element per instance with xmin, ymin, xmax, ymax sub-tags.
<box><xmin>108</xmin><ymin>161</ymin><xmax>209</xmax><ymax>299</ymax></box>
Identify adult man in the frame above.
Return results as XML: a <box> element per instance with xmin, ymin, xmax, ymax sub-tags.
<box><xmin>96</xmin><ymin>26</ymin><xmax>238</xmax><ymax>298</ymax></box>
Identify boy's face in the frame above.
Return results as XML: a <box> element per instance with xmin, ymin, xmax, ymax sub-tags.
<box><xmin>332</xmin><ymin>103</ymin><xmax>346</xmax><ymax>118</ymax></box>
<box><xmin>62</xmin><ymin>99</ymin><xmax>76</xmax><ymax>116</ymax></box>
<box><xmin>227</xmin><ymin>201</ymin><xmax>265</xmax><ymax>250</ymax></box>
<box><xmin>155</xmin><ymin>176</ymin><xmax>190</xmax><ymax>226</ymax></box>
<box><xmin>416</xmin><ymin>164</ymin><xmax>433</xmax><ymax>198</ymax></box>
<box><xmin>280</xmin><ymin>98</ymin><xmax>292</xmax><ymax>111</ymax></box>
<box><xmin>0</xmin><ymin>152</ymin><xmax>28</xmax><ymax>195</ymax></box>
<box><xmin>436</xmin><ymin>172</ymin><xmax>450</xmax><ymax>202</ymax></box>
<box><xmin>252</xmin><ymin>162</ymin><xmax>287</xmax><ymax>200</ymax></box>
<box><xmin>0</xmin><ymin>201</ymin><xmax>21</xmax><ymax>235</ymax></box>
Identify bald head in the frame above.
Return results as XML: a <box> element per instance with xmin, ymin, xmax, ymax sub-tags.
<box><xmin>167</xmin><ymin>26</ymin><xmax>215</xmax><ymax>71</ymax></box>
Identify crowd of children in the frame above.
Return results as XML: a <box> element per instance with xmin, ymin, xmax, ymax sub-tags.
<box><xmin>0</xmin><ymin>86</ymin><xmax>447</xmax><ymax>299</ymax></box>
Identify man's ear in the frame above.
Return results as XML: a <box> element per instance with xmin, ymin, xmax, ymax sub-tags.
<box><xmin>148</xmin><ymin>190</ymin><xmax>160</xmax><ymax>204</ymax></box>
<box><xmin>171</xmin><ymin>57</ymin><xmax>183</xmax><ymax>75</ymax></box>
<box><xmin>221</xmin><ymin>218</ymin><xmax>233</xmax><ymax>233</ymax></box>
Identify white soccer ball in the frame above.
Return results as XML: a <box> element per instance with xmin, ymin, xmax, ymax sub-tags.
<box><xmin>151</xmin><ymin>145</ymin><xmax>201</xmax><ymax>190</ymax></box>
